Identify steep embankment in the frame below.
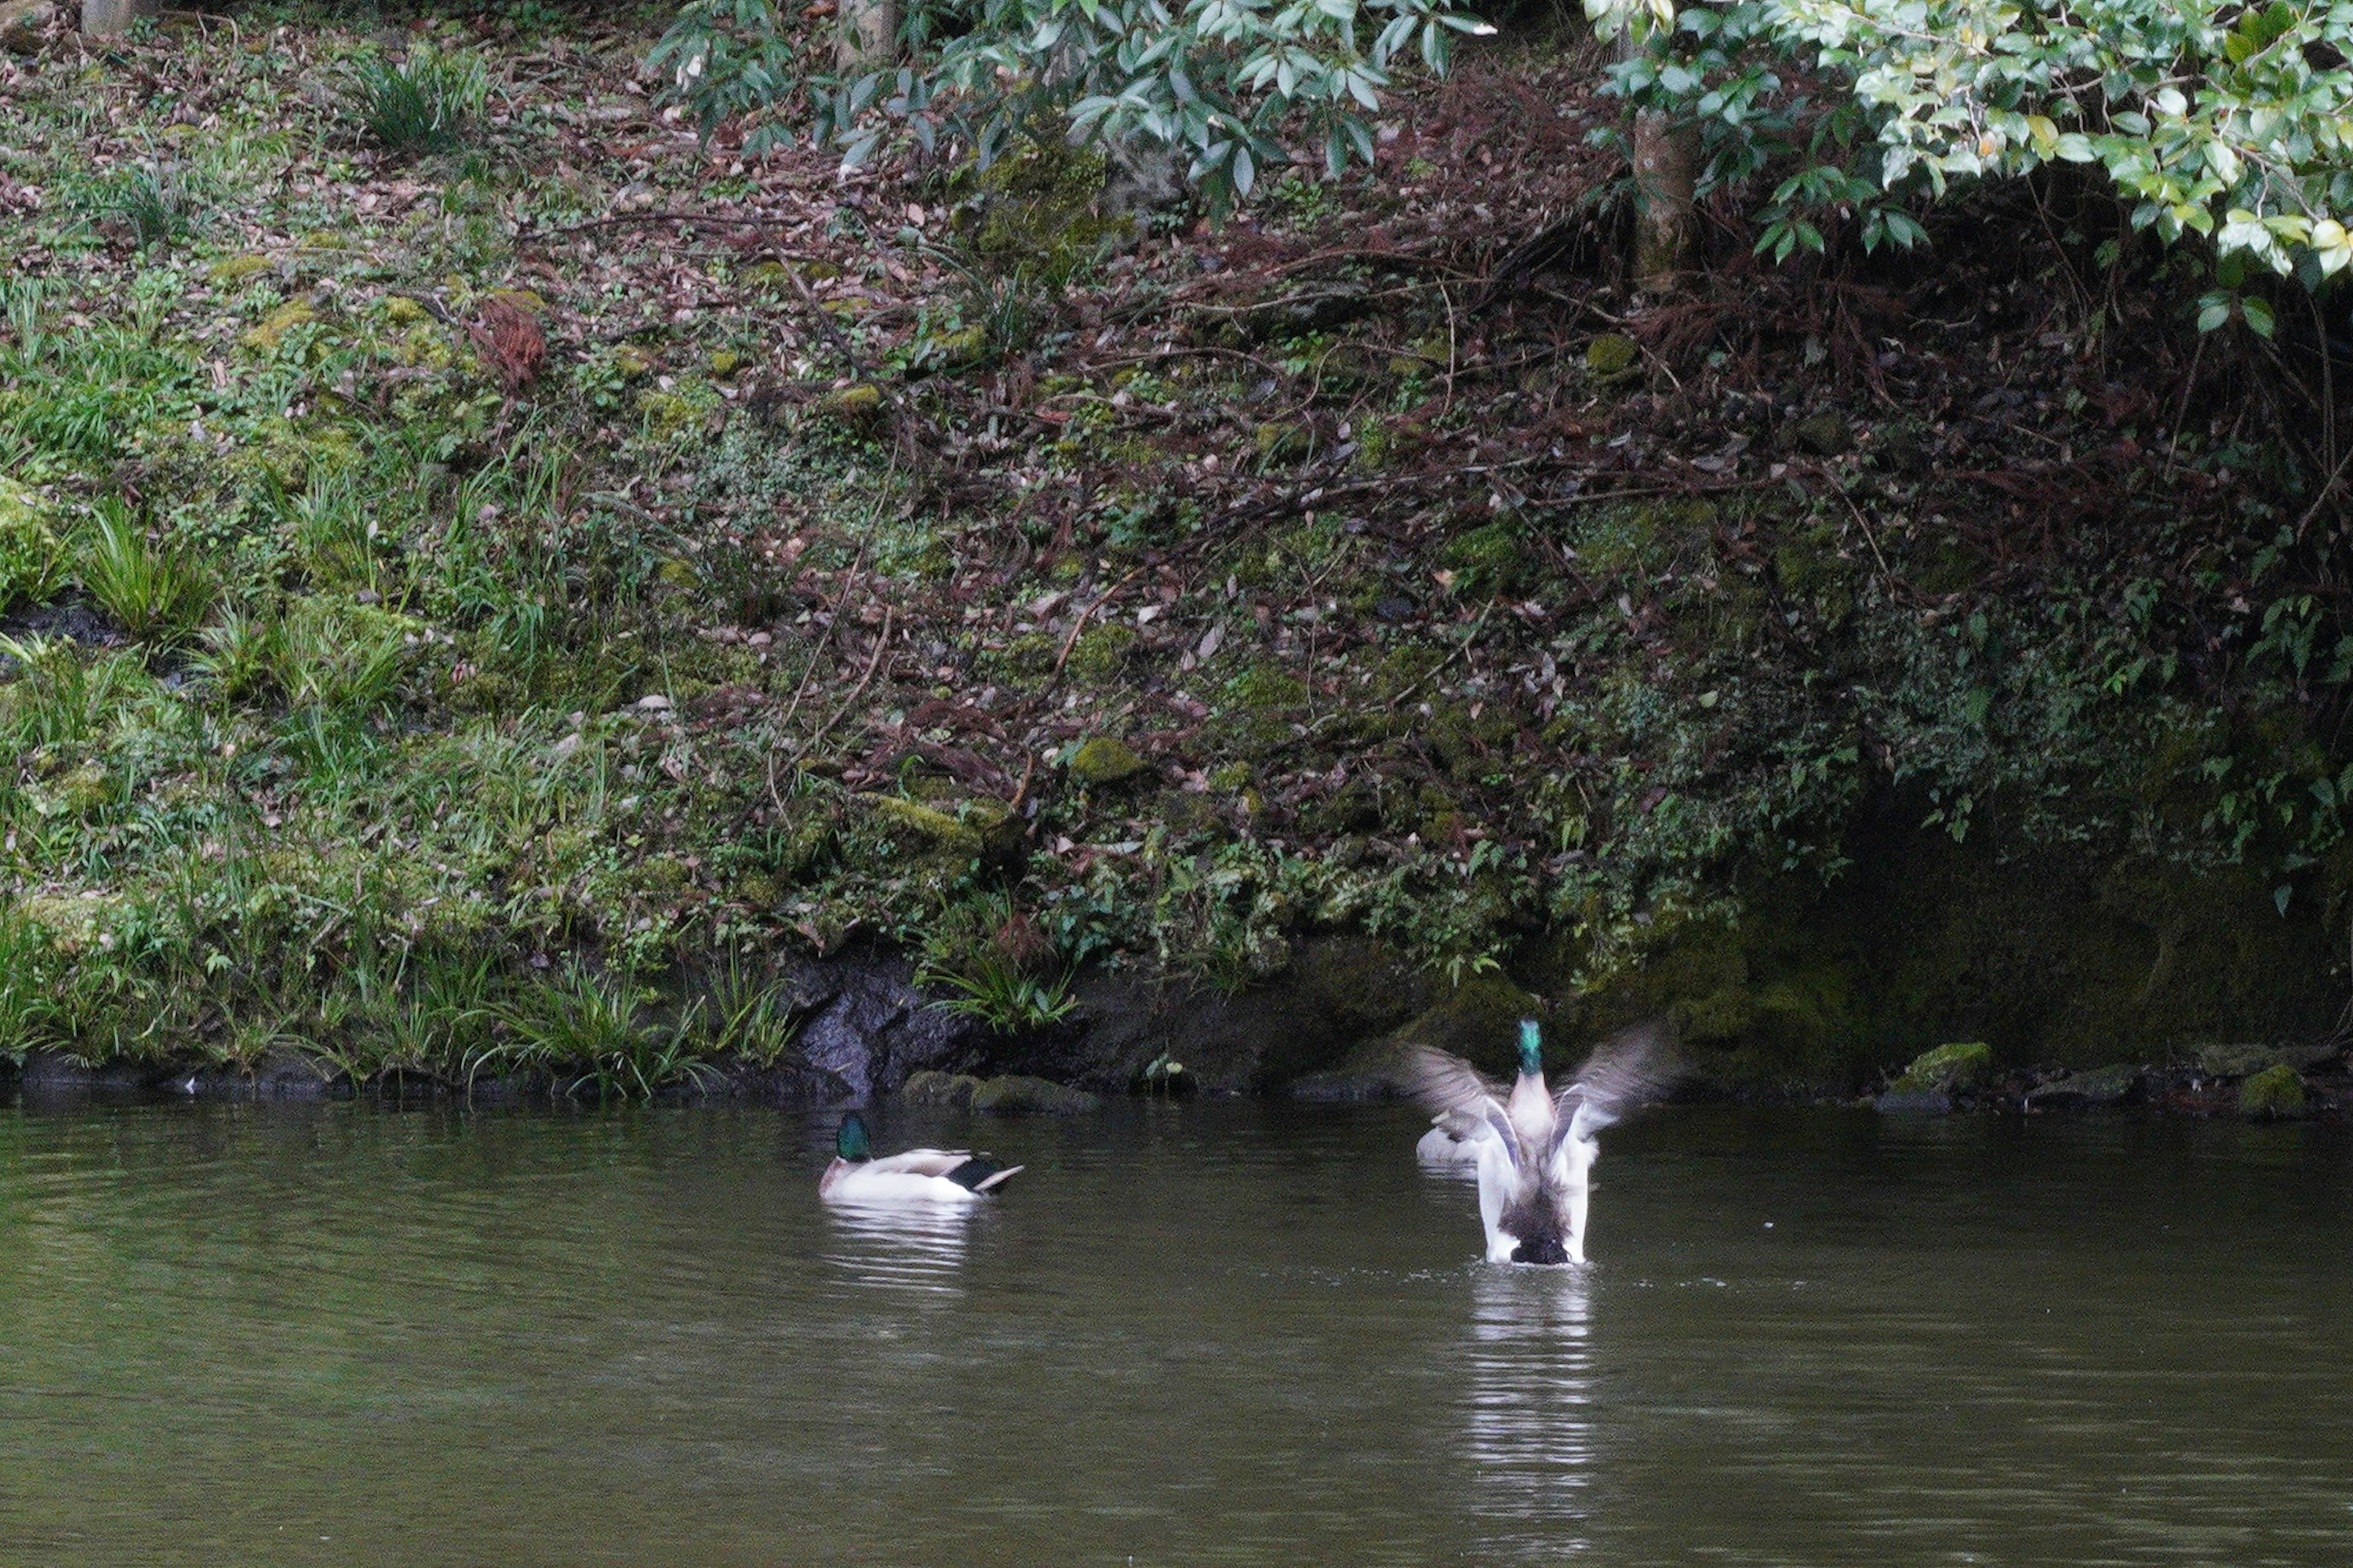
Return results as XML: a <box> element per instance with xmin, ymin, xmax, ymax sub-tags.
<box><xmin>0</xmin><ymin>9</ymin><xmax>2346</xmax><ymax>1100</ymax></box>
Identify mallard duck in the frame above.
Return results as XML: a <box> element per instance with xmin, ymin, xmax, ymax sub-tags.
<box><xmin>1409</xmin><ymin>1018</ymin><xmax>1677</xmax><ymax>1265</ymax></box>
<box><xmin>817</xmin><ymin>1112</ymin><xmax>1025</xmax><ymax>1203</ymax></box>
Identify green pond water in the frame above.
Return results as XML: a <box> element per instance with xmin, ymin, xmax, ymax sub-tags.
<box><xmin>0</xmin><ymin>1098</ymin><xmax>2347</xmax><ymax>1566</ymax></box>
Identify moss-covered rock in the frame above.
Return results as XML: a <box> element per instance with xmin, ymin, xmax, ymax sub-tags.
<box><xmin>900</xmin><ymin>1069</ymin><xmax>983</xmax><ymax>1110</ymax></box>
<box><xmin>1066</xmin><ymin>623</ymin><xmax>1136</xmax><ymax>682</ymax></box>
<box><xmin>1393</xmin><ymin>970</ymin><xmax>1545</xmax><ymax>1077</ymax></box>
<box><xmin>1585</xmin><ymin>333</ymin><xmax>1639</xmax><ymax>378</ymax></box>
<box><xmin>1255</xmin><ymin>421</ymin><xmax>1313</xmax><ymax>464</ymax></box>
<box><xmin>865</xmin><ymin>795</ymin><xmax>982</xmax><ymax>856</ymax></box>
<box><xmin>2238</xmin><ymin>1062</ymin><xmax>2307</xmax><ymax>1117</ymax></box>
<box><xmin>968</xmin><ymin>138</ymin><xmax>1134</xmax><ymax>286</ymax></box>
<box><xmin>1894</xmin><ymin>1040</ymin><xmax>1994</xmax><ymax>1094</ymax></box>
<box><xmin>969</xmin><ymin>1074</ymin><xmax>1102</xmax><ymax>1114</ymax></box>
<box><xmin>816</xmin><ymin>384</ymin><xmax>885</xmax><ymax>427</ymax></box>
<box><xmin>2028</xmin><ymin>1063</ymin><xmax>2142</xmax><ymax>1107</ymax></box>
<box><xmin>1785</xmin><ymin>411</ymin><xmax>1852</xmax><ymax>456</ymax></box>
<box><xmin>1068</xmin><ymin>736</ymin><xmax>1149</xmax><ymax>786</ymax></box>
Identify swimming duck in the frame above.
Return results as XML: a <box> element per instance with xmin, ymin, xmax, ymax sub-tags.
<box><xmin>817</xmin><ymin>1112</ymin><xmax>1025</xmax><ymax>1203</ymax></box>
<box><xmin>1409</xmin><ymin>1018</ymin><xmax>1677</xmax><ymax>1265</ymax></box>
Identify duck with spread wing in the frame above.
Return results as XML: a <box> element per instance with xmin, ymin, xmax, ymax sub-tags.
<box><xmin>1409</xmin><ymin>1018</ymin><xmax>1679</xmax><ymax>1264</ymax></box>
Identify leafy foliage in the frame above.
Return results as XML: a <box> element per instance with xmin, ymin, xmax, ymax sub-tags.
<box><xmin>653</xmin><ymin>0</ymin><xmax>1493</xmax><ymax>207</ymax></box>
<box><xmin>1592</xmin><ymin>0</ymin><xmax>2353</xmax><ymax>319</ymax></box>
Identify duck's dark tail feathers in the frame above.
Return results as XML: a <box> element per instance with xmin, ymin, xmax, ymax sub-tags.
<box><xmin>945</xmin><ymin>1156</ymin><xmax>1025</xmax><ymax>1193</ymax></box>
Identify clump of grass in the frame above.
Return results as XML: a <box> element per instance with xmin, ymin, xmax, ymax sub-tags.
<box><xmin>0</xmin><ymin>912</ymin><xmax>58</xmax><ymax>1064</ymax></box>
<box><xmin>0</xmin><ymin>635</ymin><xmax>153</xmax><ymax>750</ymax></box>
<box><xmin>96</xmin><ymin>162</ymin><xmax>200</xmax><ymax>250</ymax></box>
<box><xmin>77</xmin><ymin>505</ymin><xmax>213</xmax><ymax>645</ymax></box>
<box><xmin>349</xmin><ymin>45</ymin><xmax>489</xmax><ymax>154</ymax></box>
<box><xmin>476</xmin><ymin>963</ymin><xmax>720</xmax><ymax>1099</ymax></box>
<box><xmin>681</xmin><ymin>956</ymin><xmax>801</xmax><ymax>1067</ymax></box>
<box><xmin>919</xmin><ymin>891</ymin><xmax>1077</xmax><ymax>1034</ymax></box>
<box><xmin>276</xmin><ymin>598</ymin><xmax>411</xmax><ymax>713</ymax></box>
<box><xmin>926</xmin><ymin>952</ymin><xmax>1077</xmax><ymax>1034</ymax></box>
<box><xmin>188</xmin><ymin>607</ymin><xmax>281</xmax><ymax>704</ymax></box>
<box><xmin>0</xmin><ymin>480</ymin><xmax>63</xmax><ymax>612</ymax></box>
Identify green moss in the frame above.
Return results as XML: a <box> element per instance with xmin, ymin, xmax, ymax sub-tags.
<box><xmin>2239</xmin><ymin>1062</ymin><xmax>2306</xmax><ymax>1116</ymax></box>
<box><xmin>241</xmin><ymin>299</ymin><xmax>319</xmax><ymax>351</ymax></box>
<box><xmin>900</xmin><ymin>1069</ymin><xmax>983</xmax><ymax>1109</ymax></box>
<box><xmin>1069</xmin><ymin>736</ymin><xmax>1149</xmax><ymax>786</ymax></box>
<box><xmin>207</xmin><ymin>253</ymin><xmax>275</xmax><ymax>286</ymax></box>
<box><xmin>969</xmin><ymin>1074</ymin><xmax>1102</xmax><ymax>1114</ymax></box>
<box><xmin>1395</xmin><ymin>971</ymin><xmax>1543</xmax><ymax>1076</ymax></box>
<box><xmin>1585</xmin><ymin>333</ymin><xmax>1639</xmax><ymax>378</ymax></box>
<box><xmin>1893</xmin><ymin>1040</ymin><xmax>1994</xmax><ymax>1094</ymax></box>
<box><xmin>969</xmin><ymin>138</ymin><xmax>1132</xmax><ymax>287</ymax></box>
<box><xmin>1224</xmin><ymin>665</ymin><xmax>1308</xmax><ymax>711</ymax></box>
<box><xmin>1256</xmin><ymin>421</ymin><xmax>1313</xmax><ymax>464</ymax></box>
<box><xmin>816</xmin><ymin>384</ymin><xmax>884</xmax><ymax>428</ymax></box>
<box><xmin>866</xmin><ymin>795</ymin><xmax>983</xmax><ymax>855</ymax></box>
<box><xmin>1441</xmin><ymin>520</ymin><xmax>1532</xmax><ymax>597</ymax></box>
<box><xmin>1066</xmin><ymin>623</ymin><xmax>1137</xmax><ymax>682</ymax></box>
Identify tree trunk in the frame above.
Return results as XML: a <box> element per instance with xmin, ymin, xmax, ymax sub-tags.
<box><xmin>80</xmin><ymin>0</ymin><xmax>156</xmax><ymax>36</ymax></box>
<box><xmin>1623</xmin><ymin>32</ymin><xmax>1699</xmax><ymax>293</ymax></box>
<box><xmin>835</xmin><ymin>0</ymin><xmax>899</xmax><ymax>70</ymax></box>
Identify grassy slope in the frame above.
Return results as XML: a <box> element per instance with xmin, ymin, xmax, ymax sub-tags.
<box><xmin>0</xmin><ymin>7</ymin><xmax>2347</xmax><ymax>1092</ymax></box>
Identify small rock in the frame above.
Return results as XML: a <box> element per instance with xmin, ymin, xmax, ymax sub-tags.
<box><xmin>970</xmin><ymin>1074</ymin><xmax>1101</xmax><ymax>1115</ymax></box>
<box><xmin>634</xmin><ymin>692</ymin><xmax>672</xmax><ymax>711</ymax></box>
<box><xmin>1873</xmin><ymin>1088</ymin><xmax>1953</xmax><ymax>1115</ymax></box>
<box><xmin>2239</xmin><ymin>1063</ymin><xmax>2308</xmax><ymax>1118</ymax></box>
<box><xmin>899</xmin><ymin>1069</ymin><xmax>983</xmax><ymax>1110</ymax></box>
<box><xmin>1067</xmin><ymin>736</ymin><xmax>1149</xmax><ymax>786</ymax></box>
<box><xmin>817</xmin><ymin>384</ymin><xmax>885</xmax><ymax>425</ymax></box>
<box><xmin>1584</xmin><ymin>333</ymin><xmax>1639</xmax><ymax>379</ymax></box>
<box><xmin>2026</xmin><ymin>1063</ymin><xmax>2142</xmax><ymax>1108</ymax></box>
<box><xmin>1786</xmin><ymin>411</ymin><xmax>1852</xmax><ymax>456</ymax></box>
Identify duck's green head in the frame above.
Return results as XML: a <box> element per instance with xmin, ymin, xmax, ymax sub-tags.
<box><xmin>1518</xmin><ymin>1018</ymin><xmax>1544</xmax><ymax>1078</ymax></box>
<box><xmin>837</xmin><ymin>1113</ymin><xmax>873</xmax><ymax>1162</ymax></box>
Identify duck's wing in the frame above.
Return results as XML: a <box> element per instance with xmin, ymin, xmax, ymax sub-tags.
<box><xmin>1406</xmin><ymin>1045</ymin><xmax>1524</xmax><ymax>1168</ymax></box>
<box><xmin>862</xmin><ymin>1147</ymin><xmax>976</xmax><ymax>1178</ymax></box>
<box><xmin>1550</xmin><ymin>1020</ymin><xmax>1681</xmax><ymax>1151</ymax></box>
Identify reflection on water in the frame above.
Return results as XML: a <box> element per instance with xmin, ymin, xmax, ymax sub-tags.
<box><xmin>1</xmin><ymin>1101</ymin><xmax>2351</xmax><ymax>1566</ymax></box>
<box><xmin>820</xmin><ymin>1198</ymin><xmax>975</xmax><ymax>1297</ymax></box>
<box><xmin>1463</xmin><ymin>1264</ymin><xmax>1594</xmax><ymax>1559</ymax></box>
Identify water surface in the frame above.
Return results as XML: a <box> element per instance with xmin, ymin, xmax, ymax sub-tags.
<box><xmin>0</xmin><ymin>1099</ymin><xmax>2346</xmax><ymax>1565</ymax></box>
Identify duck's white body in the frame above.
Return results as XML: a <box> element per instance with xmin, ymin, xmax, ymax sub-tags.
<box><xmin>818</xmin><ymin>1115</ymin><xmax>1023</xmax><ymax>1204</ymax></box>
<box><xmin>1411</xmin><ymin>1021</ymin><xmax>1673</xmax><ymax>1265</ymax></box>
